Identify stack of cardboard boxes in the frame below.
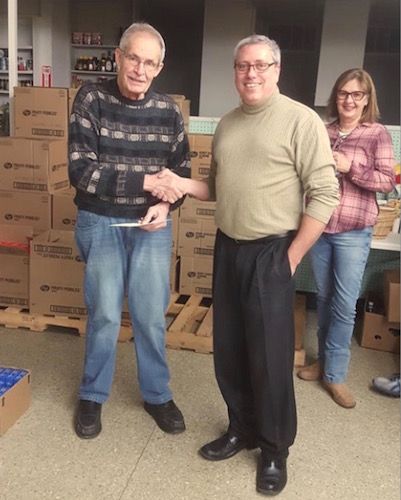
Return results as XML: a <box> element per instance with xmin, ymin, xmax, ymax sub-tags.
<box><xmin>0</xmin><ymin>86</ymin><xmax>194</xmax><ymax>320</ymax></box>
<box><xmin>178</xmin><ymin>134</ymin><xmax>215</xmax><ymax>296</ymax></box>
<box><xmin>0</xmin><ymin>87</ymin><xmax>71</xmax><ymax>311</ymax></box>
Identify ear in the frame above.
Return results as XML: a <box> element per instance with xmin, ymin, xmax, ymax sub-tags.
<box><xmin>115</xmin><ymin>48</ymin><xmax>123</xmax><ymax>70</ymax></box>
<box><xmin>154</xmin><ymin>62</ymin><xmax>164</xmax><ymax>78</ymax></box>
<box><xmin>274</xmin><ymin>64</ymin><xmax>281</xmax><ymax>83</ymax></box>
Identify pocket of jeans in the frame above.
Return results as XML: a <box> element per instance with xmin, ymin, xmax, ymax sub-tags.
<box><xmin>76</xmin><ymin>210</ymin><xmax>101</xmax><ymax>230</ymax></box>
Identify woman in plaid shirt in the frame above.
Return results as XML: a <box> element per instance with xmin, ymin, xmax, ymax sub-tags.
<box><xmin>297</xmin><ymin>69</ymin><xmax>396</xmax><ymax>408</ymax></box>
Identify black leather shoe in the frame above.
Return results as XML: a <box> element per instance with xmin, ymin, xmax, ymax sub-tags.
<box><xmin>144</xmin><ymin>400</ymin><xmax>185</xmax><ymax>434</ymax></box>
<box><xmin>74</xmin><ymin>400</ymin><xmax>102</xmax><ymax>439</ymax></box>
<box><xmin>199</xmin><ymin>432</ymin><xmax>257</xmax><ymax>461</ymax></box>
<box><xmin>256</xmin><ymin>456</ymin><xmax>287</xmax><ymax>496</ymax></box>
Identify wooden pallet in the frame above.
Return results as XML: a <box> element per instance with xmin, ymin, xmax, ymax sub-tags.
<box><xmin>165</xmin><ymin>293</ymin><xmax>213</xmax><ymax>354</ymax></box>
<box><xmin>0</xmin><ymin>306</ymin><xmax>132</xmax><ymax>342</ymax></box>
<box><xmin>164</xmin><ymin>293</ymin><xmax>306</xmax><ymax>365</ymax></box>
<box><xmin>0</xmin><ymin>295</ymin><xmax>306</xmax><ymax>364</ymax></box>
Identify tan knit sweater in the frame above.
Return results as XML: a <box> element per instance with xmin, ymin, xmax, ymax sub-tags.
<box><xmin>205</xmin><ymin>89</ymin><xmax>339</xmax><ymax>240</ymax></box>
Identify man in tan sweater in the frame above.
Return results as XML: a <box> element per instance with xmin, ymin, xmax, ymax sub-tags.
<box><xmin>147</xmin><ymin>34</ymin><xmax>339</xmax><ymax>496</ymax></box>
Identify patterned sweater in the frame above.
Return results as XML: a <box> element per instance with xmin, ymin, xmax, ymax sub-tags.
<box><xmin>68</xmin><ymin>78</ymin><xmax>191</xmax><ymax>218</ymax></box>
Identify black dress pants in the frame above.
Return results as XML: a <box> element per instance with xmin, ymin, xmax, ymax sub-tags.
<box><xmin>212</xmin><ymin>230</ymin><xmax>297</xmax><ymax>460</ymax></box>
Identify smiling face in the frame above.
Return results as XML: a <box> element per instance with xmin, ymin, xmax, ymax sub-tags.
<box><xmin>115</xmin><ymin>31</ymin><xmax>164</xmax><ymax>101</ymax></box>
<box><xmin>336</xmin><ymin>78</ymin><xmax>369</xmax><ymax>126</ymax></box>
<box><xmin>234</xmin><ymin>43</ymin><xmax>280</xmax><ymax>105</ymax></box>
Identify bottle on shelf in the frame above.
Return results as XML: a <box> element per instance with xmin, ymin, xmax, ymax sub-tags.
<box><xmin>92</xmin><ymin>57</ymin><xmax>99</xmax><ymax>72</ymax></box>
<box><xmin>75</xmin><ymin>57</ymin><xmax>83</xmax><ymax>71</ymax></box>
<box><xmin>100</xmin><ymin>53</ymin><xmax>107</xmax><ymax>72</ymax></box>
<box><xmin>105</xmin><ymin>51</ymin><xmax>113</xmax><ymax>72</ymax></box>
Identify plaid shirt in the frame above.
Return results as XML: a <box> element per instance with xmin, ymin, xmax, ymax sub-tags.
<box><xmin>324</xmin><ymin>121</ymin><xmax>395</xmax><ymax>233</ymax></box>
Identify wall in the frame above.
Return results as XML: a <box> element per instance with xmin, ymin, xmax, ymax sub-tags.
<box><xmin>255</xmin><ymin>0</ymin><xmax>324</xmax><ymax>108</ymax></box>
<box><xmin>199</xmin><ymin>0</ymin><xmax>254</xmax><ymax>117</ymax></box>
<box><xmin>135</xmin><ymin>0</ymin><xmax>204</xmax><ymax>116</ymax></box>
<box><xmin>0</xmin><ymin>0</ymin><xmax>40</xmax><ymax>16</ymax></box>
<box><xmin>314</xmin><ymin>0</ymin><xmax>370</xmax><ymax>106</ymax></box>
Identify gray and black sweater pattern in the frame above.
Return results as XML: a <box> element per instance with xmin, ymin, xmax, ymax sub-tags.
<box><xmin>68</xmin><ymin>78</ymin><xmax>191</xmax><ymax>218</ymax></box>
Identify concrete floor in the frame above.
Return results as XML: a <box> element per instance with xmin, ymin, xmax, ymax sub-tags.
<box><xmin>0</xmin><ymin>310</ymin><xmax>399</xmax><ymax>500</ymax></box>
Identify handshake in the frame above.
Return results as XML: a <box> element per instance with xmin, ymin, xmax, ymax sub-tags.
<box><xmin>144</xmin><ymin>169</ymin><xmax>188</xmax><ymax>204</ymax></box>
<box><xmin>145</xmin><ymin>169</ymin><xmax>211</xmax><ymax>204</ymax></box>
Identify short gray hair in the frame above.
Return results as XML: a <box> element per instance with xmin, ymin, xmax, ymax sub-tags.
<box><xmin>234</xmin><ymin>34</ymin><xmax>281</xmax><ymax>65</ymax></box>
<box><xmin>119</xmin><ymin>22</ymin><xmax>166</xmax><ymax>63</ymax></box>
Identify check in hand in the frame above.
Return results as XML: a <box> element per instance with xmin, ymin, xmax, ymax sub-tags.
<box><xmin>150</xmin><ymin>169</ymin><xmax>186</xmax><ymax>203</ymax></box>
<box><xmin>139</xmin><ymin>202</ymin><xmax>170</xmax><ymax>232</ymax></box>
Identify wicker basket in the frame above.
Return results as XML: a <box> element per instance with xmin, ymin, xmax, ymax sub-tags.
<box><xmin>373</xmin><ymin>205</ymin><xmax>400</xmax><ymax>239</ymax></box>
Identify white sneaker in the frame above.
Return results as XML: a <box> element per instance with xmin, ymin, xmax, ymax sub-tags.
<box><xmin>372</xmin><ymin>373</ymin><xmax>400</xmax><ymax>398</ymax></box>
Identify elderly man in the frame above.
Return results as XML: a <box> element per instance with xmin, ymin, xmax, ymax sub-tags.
<box><xmin>150</xmin><ymin>34</ymin><xmax>339</xmax><ymax>495</ymax></box>
<box><xmin>69</xmin><ymin>22</ymin><xmax>190</xmax><ymax>439</ymax></box>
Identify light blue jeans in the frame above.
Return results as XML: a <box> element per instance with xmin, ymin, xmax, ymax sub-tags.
<box><xmin>309</xmin><ymin>227</ymin><xmax>373</xmax><ymax>384</ymax></box>
<box><xmin>75</xmin><ymin>210</ymin><xmax>173</xmax><ymax>405</ymax></box>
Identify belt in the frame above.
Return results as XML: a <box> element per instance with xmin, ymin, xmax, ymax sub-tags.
<box><xmin>232</xmin><ymin>230</ymin><xmax>296</xmax><ymax>245</ymax></box>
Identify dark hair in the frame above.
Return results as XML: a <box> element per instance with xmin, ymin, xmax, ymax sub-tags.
<box><xmin>326</xmin><ymin>68</ymin><xmax>380</xmax><ymax>123</ymax></box>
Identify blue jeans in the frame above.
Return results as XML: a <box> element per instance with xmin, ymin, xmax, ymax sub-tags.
<box><xmin>309</xmin><ymin>227</ymin><xmax>373</xmax><ymax>384</ymax></box>
<box><xmin>75</xmin><ymin>210</ymin><xmax>173</xmax><ymax>405</ymax></box>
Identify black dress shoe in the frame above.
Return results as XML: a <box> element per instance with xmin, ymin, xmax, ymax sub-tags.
<box><xmin>75</xmin><ymin>400</ymin><xmax>102</xmax><ymax>439</ymax></box>
<box><xmin>144</xmin><ymin>400</ymin><xmax>185</xmax><ymax>434</ymax></box>
<box><xmin>256</xmin><ymin>456</ymin><xmax>287</xmax><ymax>496</ymax></box>
<box><xmin>199</xmin><ymin>432</ymin><xmax>257</xmax><ymax>461</ymax></box>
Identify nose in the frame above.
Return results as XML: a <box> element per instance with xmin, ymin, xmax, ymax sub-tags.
<box><xmin>246</xmin><ymin>65</ymin><xmax>257</xmax><ymax>75</ymax></box>
<box><xmin>134</xmin><ymin>61</ymin><xmax>146</xmax><ymax>74</ymax></box>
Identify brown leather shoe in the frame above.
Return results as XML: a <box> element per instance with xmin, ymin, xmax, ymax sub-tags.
<box><xmin>297</xmin><ymin>360</ymin><xmax>323</xmax><ymax>381</ymax></box>
<box><xmin>322</xmin><ymin>381</ymin><xmax>356</xmax><ymax>409</ymax></box>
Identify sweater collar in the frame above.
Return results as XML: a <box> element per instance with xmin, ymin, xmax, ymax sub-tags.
<box><xmin>109</xmin><ymin>78</ymin><xmax>154</xmax><ymax>105</ymax></box>
<box><xmin>241</xmin><ymin>88</ymin><xmax>280</xmax><ymax>115</ymax></box>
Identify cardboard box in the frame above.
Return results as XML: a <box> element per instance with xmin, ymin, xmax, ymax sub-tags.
<box><xmin>179</xmin><ymin>256</ymin><xmax>213</xmax><ymax>297</ymax></box>
<box><xmin>68</xmin><ymin>88</ymin><xmax>79</xmax><ymax>115</ymax></box>
<box><xmin>52</xmin><ymin>190</ymin><xmax>77</xmax><ymax>230</ymax></box>
<box><xmin>356</xmin><ymin>295</ymin><xmax>400</xmax><ymax>353</ymax></box>
<box><xmin>180</xmin><ymin>197</ymin><xmax>216</xmax><ymax>220</ymax></box>
<box><xmin>0</xmin><ymin>137</ymin><xmax>69</xmax><ymax>194</ymax></box>
<box><xmin>0</xmin><ymin>191</ymin><xmax>51</xmax><ymax>236</ymax></box>
<box><xmin>14</xmin><ymin>87</ymin><xmax>69</xmax><ymax>139</ymax></box>
<box><xmin>188</xmin><ymin>134</ymin><xmax>213</xmax><ymax>179</ymax></box>
<box><xmin>0</xmin><ymin>225</ymin><xmax>33</xmax><ymax>308</ymax></box>
<box><xmin>168</xmin><ymin>94</ymin><xmax>190</xmax><ymax>133</ymax></box>
<box><xmin>0</xmin><ymin>367</ymin><xmax>31</xmax><ymax>436</ymax></box>
<box><xmin>383</xmin><ymin>270</ymin><xmax>400</xmax><ymax>323</ymax></box>
<box><xmin>177</xmin><ymin>217</ymin><xmax>217</xmax><ymax>258</ymax></box>
<box><xmin>29</xmin><ymin>230</ymin><xmax>86</xmax><ymax>317</ymax></box>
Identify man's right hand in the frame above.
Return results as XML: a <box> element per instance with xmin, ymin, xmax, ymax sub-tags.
<box><xmin>143</xmin><ymin>169</ymin><xmax>186</xmax><ymax>203</ymax></box>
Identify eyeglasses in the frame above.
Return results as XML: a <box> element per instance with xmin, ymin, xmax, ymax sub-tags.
<box><xmin>234</xmin><ymin>61</ymin><xmax>276</xmax><ymax>73</ymax></box>
<box><xmin>337</xmin><ymin>90</ymin><xmax>366</xmax><ymax>101</ymax></box>
<box><xmin>121</xmin><ymin>50</ymin><xmax>160</xmax><ymax>72</ymax></box>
